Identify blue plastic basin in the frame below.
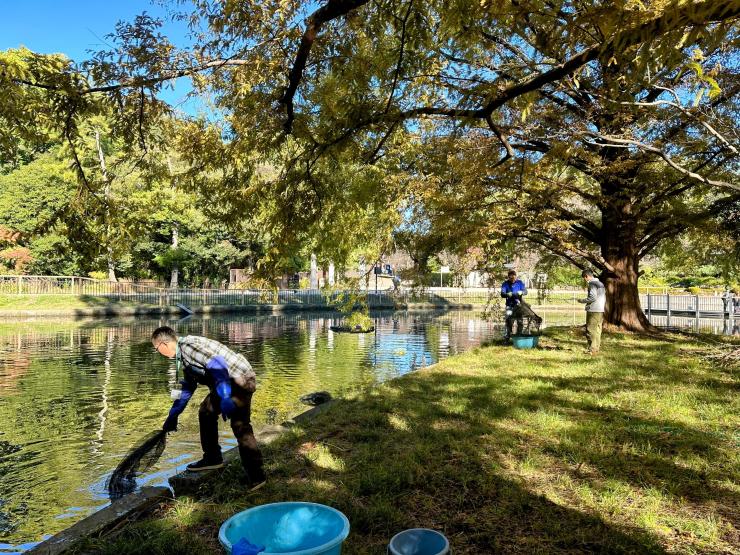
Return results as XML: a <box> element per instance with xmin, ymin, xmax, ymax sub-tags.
<box><xmin>388</xmin><ymin>529</ymin><xmax>449</xmax><ymax>555</ymax></box>
<box><xmin>511</xmin><ymin>335</ymin><xmax>539</xmax><ymax>349</ymax></box>
<box><xmin>219</xmin><ymin>502</ymin><xmax>350</xmax><ymax>555</ymax></box>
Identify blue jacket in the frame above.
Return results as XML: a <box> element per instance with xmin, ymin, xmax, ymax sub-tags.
<box><xmin>501</xmin><ymin>279</ymin><xmax>527</xmax><ymax>307</ymax></box>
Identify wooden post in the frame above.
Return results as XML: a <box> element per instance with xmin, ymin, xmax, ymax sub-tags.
<box><xmin>17</xmin><ymin>275</ymin><xmax>22</xmax><ymax>294</ymax></box>
<box><xmin>647</xmin><ymin>293</ymin><xmax>652</xmax><ymax>317</ymax></box>
<box><xmin>729</xmin><ymin>294</ymin><xmax>735</xmax><ymax>329</ymax></box>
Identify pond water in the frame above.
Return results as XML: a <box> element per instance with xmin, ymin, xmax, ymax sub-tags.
<box><xmin>0</xmin><ymin>309</ymin><xmax>734</xmax><ymax>552</ymax></box>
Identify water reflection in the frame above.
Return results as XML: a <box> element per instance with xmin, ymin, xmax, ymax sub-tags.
<box><xmin>0</xmin><ymin>310</ymin><xmax>498</xmax><ymax>550</ymax></box>
<box><xmin>0</xmin><ymin>309</ymin><xmax>733</xmax><ymax>551</ymax></box>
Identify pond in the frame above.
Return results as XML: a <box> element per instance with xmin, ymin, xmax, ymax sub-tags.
<box><xmin>0</xmin><ymin>308</ymin><xmax>734</xmax><ymax>552</ymax></box>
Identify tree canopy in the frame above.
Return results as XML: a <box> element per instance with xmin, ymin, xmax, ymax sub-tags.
<box><xmin>2</xmin><ymin>1</ymin><xmax>739</xmax><ymax>327</ymax></box>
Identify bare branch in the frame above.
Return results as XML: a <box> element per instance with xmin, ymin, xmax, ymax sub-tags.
<box><xmin>604</xmin><ymin>86</ymin><xmax>739</xmax><ymax>155</ymax></box>
<box><xmin>485</xmin><ymin>114</ymin><xmax>514</xmax><ymax>168</ymax></box>
<box><xmin>366</xmin><ymin>120</ymin><xmax>399</xmax><ymax>163</ymax></box>
<box><xmin>9</xmin><ymin>57</ymin><xmax>254</xmax><ymax>95</ymax></box>
<box><xmin>514</xmin><ymin>231</ymin><xmax>595</xmax><ymax>270</ymax></box>
<box><xmin>583</xmin><ymin>132</ymin><xmax>740</xmax><ymax>191</ymax></box>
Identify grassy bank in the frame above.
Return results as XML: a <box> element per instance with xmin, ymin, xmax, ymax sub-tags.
<box><xmin>79</xmin><ymin>328</ymin><xmax>738</xmax><ymax>554</ymax></box>
<box><xmin>0</xmin><ymin>294</ymin><xmax>158</xmax><ymax>311</ymax></box>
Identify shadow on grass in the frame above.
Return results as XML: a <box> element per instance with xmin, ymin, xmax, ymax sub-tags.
<box><xmin>82</xmin><ymin>332</ymin><xmax>738</xmax><ymax>554</ymax></box>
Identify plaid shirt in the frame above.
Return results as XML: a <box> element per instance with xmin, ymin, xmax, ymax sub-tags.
<box><xmin>177</xmin><ymin>335</ymin><xmax>256</xmax><ymax>390</ymax></box>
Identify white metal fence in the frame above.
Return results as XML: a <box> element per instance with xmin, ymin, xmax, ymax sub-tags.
<box><xmin>0</xmin><ymin>277</ymin><xmax>736</xmax><ymax>318</ymax></box>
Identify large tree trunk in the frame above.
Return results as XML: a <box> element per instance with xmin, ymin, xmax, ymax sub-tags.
<box><xmin>600</xmin><ymin>253</ymin><xmax>651</xmax><ymax>331</ymax></box>
<box><xmin>600</xmin><ymin>186</ymin><xmax>653</xmax><ymax>331</ymax></box>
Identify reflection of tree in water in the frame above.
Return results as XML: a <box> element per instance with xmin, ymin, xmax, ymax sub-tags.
<box><xmin>0</xmin><ymin>311</ymin><xmax>507</xmax><ymax>548</ymax></box>
<box><xmin>0</xmin><ymin>350</ymin><xmax>30</xmax><ymax>391</ymax></box>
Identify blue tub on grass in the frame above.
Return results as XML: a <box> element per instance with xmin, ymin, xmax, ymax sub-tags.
<box><xmin>511</xmin><ymin>334</ymin><xmax>539</xmax><ymax>349</ymax></box>
<box><xmin>388</xmin><ymin>528</ymin><xmax>449</xmax><ymax>555</ymax></box>
<box><xmin>219</xmin><ymin>502</ymin><xmax>350</xmax><ymax>555</ymax></box>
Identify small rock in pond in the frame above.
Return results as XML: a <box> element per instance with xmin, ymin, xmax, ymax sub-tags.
<box><xmin>299</xmin><ymin>391</ymin><xmax>333</xmax><ymax>406</ymax></box>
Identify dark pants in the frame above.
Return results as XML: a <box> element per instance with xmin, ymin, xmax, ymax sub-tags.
<box><xmin>505</xmin><ymin>306</ymin><xmax>523</xmax><ymax>337</ymax></box>
<box><xmin>199</xmin><ymin>388</ymin><xmax>265</xmax><ymax>483</ymax></box>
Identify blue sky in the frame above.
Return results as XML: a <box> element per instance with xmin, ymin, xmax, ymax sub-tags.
<box><xmin>1</xmin><ymin>0</ymin><xmax>196</xmax><ymax>108</ymax></box>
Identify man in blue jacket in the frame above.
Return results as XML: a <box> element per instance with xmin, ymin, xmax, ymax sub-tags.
<box><xmin>501</xmin><ymin>270</ymin><xmax>527</xmax><ymax>338</ymax></box>
<box><xmin>152</xmin><ymin>326</ymin><xmax>265</xmax><ymax>488</ymax></box>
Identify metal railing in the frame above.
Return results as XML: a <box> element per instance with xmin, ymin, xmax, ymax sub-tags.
<box><xmin>0</xmin><ymin>275</ymin><xmax>166</xmax><ymax>298</ymax></box>
<box><xmin>0</xmin><ymin>277</ymin><xmax>736</xmax><ymax>318</ymax></box>
<box><xmin>641</xmin><ymin>293</ymin><xmax>736</xmax><ymax>317</ymax></box>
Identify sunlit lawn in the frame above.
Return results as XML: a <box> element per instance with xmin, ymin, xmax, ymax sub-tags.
<box><xmin>80</xmin><ymin>327</ymin><xmax>739</xmax><ymax>554</ymax></box>
<box><xmin>0</xmin><ymin>294</ymin><xmax>157</xmax><ymax>311</ymax></box>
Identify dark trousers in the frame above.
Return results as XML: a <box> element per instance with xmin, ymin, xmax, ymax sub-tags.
<box><xmin>505</xmin><ymin>306</ymin><xmax>523</xmax><ymax>336</ymax></box>
<box><xmin>199</xmin><ymin>388</ymin><xmax>265</xmax><ymax>483</ymax></box>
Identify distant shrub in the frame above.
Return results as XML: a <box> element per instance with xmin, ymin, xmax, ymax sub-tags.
<box><xmin>231</xmin><ymin>277</ymin><xmax>275</xmax><ymax>290</ymax></box>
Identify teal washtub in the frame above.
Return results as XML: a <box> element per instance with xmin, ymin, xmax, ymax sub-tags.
<box><xmin>388</xmin><ymin>528</ymin><xmax>449</xmax><ymax>555</ymax></box>
<box><xmin>219</xmin><ymin>502</ymin><xmax>350</xmax><ymax>555</ymax></box>
<box><xmin>511</xmin><ymin>335</ymin><xmax>539</xmax><ymax>349</ymax></box>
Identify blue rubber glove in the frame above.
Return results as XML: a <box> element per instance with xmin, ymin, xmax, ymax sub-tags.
<box><xmin>208</xmin><ymin>355</ymin><xmax>235</xmax><ymax>420</ymax></box>
<box><xmin>220</xmin><ymin>396</ymin><xmax>237</xmax><ymax>420</ymax></box>
<box><xmin>163</xmin><ymin>414</ymin><xmax>178</xmax><ymax>432</ymax></box>
<box><xmin>163</xmin><ymin>381</ymin><xmax>194</xmax><ymax>432</ymax></box>
<box><xmin>232</xmin><ymin>538</ymin><xmax>265</xmax><ymax>555</ymax></box>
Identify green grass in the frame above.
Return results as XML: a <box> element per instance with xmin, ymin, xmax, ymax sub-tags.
<box><xmin>0</xmin><ymin>294</ymin><xmax>158</xmax><ymax>311</ymax></box>
<box><xmin>78</xmin><ymin>328</ymin><xmax>739</xmax><ymax>554</ymax></box>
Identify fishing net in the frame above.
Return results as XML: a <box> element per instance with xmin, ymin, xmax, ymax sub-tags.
<box><xmin>511</xmin><ymin>301</ymin><xmax>543</xmax><ymax>336</ymax></box>
<box><xmin>107</xmin><ymin>430</ymin><xmax>167</xmax><ymax>500</ymax></box>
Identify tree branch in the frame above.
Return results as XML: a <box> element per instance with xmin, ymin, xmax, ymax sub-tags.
<box><xmin>280</xmin><ymin>0</ymin><xmax>372</xmax><ymax>133</ymax></box>
<box><xmin>479</xmin><ymin>0</ymin><xmax>740</xmax><ymax>118</ymax></box>
<box><xmin>384</xmin><ymin>0</ymin><xmax>414</xmax><ymax>114</ymax></box>
<box><xmin>8</xmin><ymin>57</ymin><xmax>253</xmax><ymax>94</ymax></box>
<box><xmin>514</xmin><ymin>231</ymin><xmax>592</xmax><ymax>270</ymax></box>
<box><xmin>604</xmin><ymin>86</ymin><xmax>739</xmax><ymax>155</ymax></box>
<box><xmin>485</xmin><ymin>114</ymin><xmax>514</xmax><ymax>168</ymax></box>
<box><xmin>583</xmin><ymin>132</ymin><xmax>739</xmax><ymax>191</ymax></box>
<box><xmin>313</xmin><ymin>0</ymin><xmax>740</xmax><ymax>149</ymax></box>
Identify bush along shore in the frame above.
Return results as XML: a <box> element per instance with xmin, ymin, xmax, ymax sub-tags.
<box><xmin>75</xmin><ymin>327</ymin><xmax>739</xmax><ymax>555</ymax></box>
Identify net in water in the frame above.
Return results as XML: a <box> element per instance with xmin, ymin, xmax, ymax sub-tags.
<box><xmin>106</xmin><ymin>430</ymin><xmax>167</xmax><ymax>500</ymax></box>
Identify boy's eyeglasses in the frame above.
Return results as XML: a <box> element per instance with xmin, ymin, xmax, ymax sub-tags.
<box><xmin>153</xmin><ymin>341</ymin><xmax>167</xmax><ymax>353</ymax></box>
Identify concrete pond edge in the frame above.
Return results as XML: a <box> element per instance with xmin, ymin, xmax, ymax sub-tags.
<box><xmin>27</xmin><ymin>401</ymin><xmax>336</xmax><ymax>555</ymax></box>
<box><xmin>0</xmin><ymin>302</ymin><xmax>493</xmax><ymax>319</ymax></box>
